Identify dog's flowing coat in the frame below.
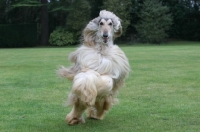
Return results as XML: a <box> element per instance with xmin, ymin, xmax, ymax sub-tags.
<box><xmin>58</xmin><ymin>10</ymin><xmax>130</xmax><ymax>125</ymax></box>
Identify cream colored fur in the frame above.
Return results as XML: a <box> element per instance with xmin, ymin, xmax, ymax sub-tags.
<box><xmin>57</xmin><ymin>10</ymin><xmax>130</xmax><ymax>125</ymax></box>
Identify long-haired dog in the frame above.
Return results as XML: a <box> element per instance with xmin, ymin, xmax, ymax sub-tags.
<box><xmin>58</xmin><ymin>10</ymin><xmax>130</xmax><ymax>125</ymax></box>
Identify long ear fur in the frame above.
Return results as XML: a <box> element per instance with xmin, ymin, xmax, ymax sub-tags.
<box><xmin>113</xmin><ymin>22</ymin><xmax>122</xmax><ymax>39</ymax></box>
<box><xmin>82</xmin><ymin>17</ymin><xmax>100</xmax><ymax>46</ymax></box>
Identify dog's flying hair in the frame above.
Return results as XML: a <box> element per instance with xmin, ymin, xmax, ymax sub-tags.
<box><xmin>58</xmin><ymin>10</ymin><xmax>129</xmax><ymax>125</ymax></box>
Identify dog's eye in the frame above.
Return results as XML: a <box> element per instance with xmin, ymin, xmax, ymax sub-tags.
<box><xmin>99</xmin><ymin>22</ymin><xmax>104</xmax><ymax>25</ymax></box>
<box><xmin>108</xmin><ymin>22</ymin><xmax>112</xmax><ymax>26</ymax></box>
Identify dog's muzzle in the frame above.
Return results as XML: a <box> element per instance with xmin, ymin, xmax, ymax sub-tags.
<box><xmin>102</xmin><ymin>34</ymin><xmax>109</xmax><ymax>44</ymax></box>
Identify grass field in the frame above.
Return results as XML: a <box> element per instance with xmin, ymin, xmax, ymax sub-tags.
<box><xmin>0</xmin><ymin>42</ymin><xmax>200</xmax><ymax>132</ymax></box>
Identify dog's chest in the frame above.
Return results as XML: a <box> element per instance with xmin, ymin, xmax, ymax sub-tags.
<box><xmin>76</xmin><ymin>45</ymin><xmax>127</xmax><ymax>78</ymax></box>
<box><xmin>78</xmin><ymin>47</ymin><xmax>113</xmax><ymax>73</ymax></box>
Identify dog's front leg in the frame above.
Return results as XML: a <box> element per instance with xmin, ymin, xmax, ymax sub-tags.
<box><xmin>87</xmin><ymin>75</ymin><xmax>114</xmax><ymax>120</ymax></box>
<box><xmin>66</xmin><ymin>99</ymin><xmax>87</xmax><ymax>125</ymax></box>
<box><xmin>87</xmin><ymin>96</ymin><xmax>113</xmax><ymax>120</ymax></box>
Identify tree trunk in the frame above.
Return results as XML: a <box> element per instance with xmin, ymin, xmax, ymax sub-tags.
<box><xmin>40</xmin><ymin>0</ymin><xmax>49</xmax><ymax>45</ymax></box>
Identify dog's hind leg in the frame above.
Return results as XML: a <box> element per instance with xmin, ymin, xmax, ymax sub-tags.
<box><xmin>66</xmin><ymin>99</ymin><xmax>87</xmax><ymax>125</ymax></box>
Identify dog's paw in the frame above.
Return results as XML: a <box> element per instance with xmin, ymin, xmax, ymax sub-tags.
<box><xmin>67</xmin><ymin>118</ymin><xmax>82</xmax><ymax>125</ymax></box>
<box><xmin>87</xmin><ymin>112</ymin><xmax>102</xmax><ymax>120</ymax></box>
<box><xmin>87</xmin><ymin>108</ymin><xmax>97</xmax><ymax>120</ymax></box>
<box><xmin>87</xmin><ymin>108</ymin><xmax>104</xmax><ymax>120</ymax></box>
<box><xmin>66</xmin><ymin>115</ymin><xmax>85</xmax><ymax>125</ymax></box>
<box><xmin>87</xmin><ymin>116</ymin><xmax>100</xmax><ymax>120</ymax></box>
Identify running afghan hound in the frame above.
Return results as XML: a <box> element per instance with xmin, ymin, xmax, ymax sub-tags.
<box><xmin>58</xmin><ymin>10</ymin><xmax>130</xmax><ymax>125</ymax></box>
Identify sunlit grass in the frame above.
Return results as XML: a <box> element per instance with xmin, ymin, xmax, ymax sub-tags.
<box><xmin>0</xmin><ymin>42</ymin><xmax>200</xmax><ymax>131</ymax></box>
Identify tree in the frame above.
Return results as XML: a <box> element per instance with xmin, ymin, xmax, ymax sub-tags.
<box><xmin>0</xmin><ymin>0</ymin><xmax>7</xmax><ymax>23</ymax></box>
<box><xmin>88</xmin><ymin>0</ymin><xmax>103</xmax><ymax>18</ymax></box>
<box><xmin>0</xmin><ymin>0</ymin><xmax>40</xmax><ymax>24</ymax></box>
<box><xmin>48</xmin><ymin>0</ymin><xmax>71</xmax><ymax>29</ymax></box>
<box><xmin>66</xmin><ymin>0</ymin><xmax>91</xmax><ymax>37</ymax></box>
<box><xmin>162</xmin><ymin>0</ymin><xmax>200</xmax><ymax>41</ymax></box>
<box><xmin>102</xmin><ymin>0</ymin><xmax>132</xmax><ymax>36</ymax></box>
<box><xmin>135</xmin><ymin>0</ymin><xmax>173</xmax><ymax>43</ymax></box>
<box><xmin>48</xmin><ymin>0</ymin><xmax>91</xmax><ymax>45</ymax></box>
<box><xmin>6</xmin><ymin>0</ymin><xmax>49</xmax><ymax>45</ymax></box>
<box><xmin>40</xmin><ymin>0</ymin><xmax>49</xmax><ymax>45</ymax></box>
<box><xmin>8</xmin><ymin>0</ymin><xmax>49</xmax><ymax>45</ymax></box>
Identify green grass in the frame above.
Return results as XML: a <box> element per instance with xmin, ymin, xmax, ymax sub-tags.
<box><xmin>0</xmin><ymin>42</ymin><xmax>200</xmax><ymax>132</ymax></box>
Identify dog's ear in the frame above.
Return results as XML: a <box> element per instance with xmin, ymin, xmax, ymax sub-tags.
<box><xmin>114</xmin><ymin>21</ymin><xmax>122</xmax><ymax>39</ymax></box>
<box><xmin>82</xmin><ymin>17</ymin><xmax>100</xmax><ymax>46</ymax></box>
<box><xmin>91</xmin><ymin>17</ymin><xmax>101</xmax><ymax>25</ymax></box>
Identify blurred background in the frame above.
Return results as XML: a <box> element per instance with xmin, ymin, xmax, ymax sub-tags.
<box><xmin>0</xmin><ymin>0</ymin><xmax>199</xmax><ymax>47</ymax></box>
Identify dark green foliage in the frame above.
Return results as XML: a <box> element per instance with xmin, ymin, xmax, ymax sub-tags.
<box><xmin>48</xmin><ymin>0</ymin><xmax>72</xmax><ymax>29</ymax></box>
<box><xmin>0</xmin><ymin>24</ymin><xmax>37</xmax><ymax>47</ymax></box>
<box><xmin>0</xmin><ymin>0</ymin><xmax>200</xmax><ymax>47</ymax></box>
<box><xmin>0</xmin><ymin>0</ymin><xmax>7</xmax><ymax>24</ymax></box>
<box><xmin>88</xmin><ymin>0</ymin><xmax>103</xmax><ymax>18</ymax></box>
<box><xmin>48</xmin><ymin>0</ymin><xmax>91</xmax><ymax>44</ymax></box>
<box><xmin>102</xmin><ymin>0</ymin><xmax>132</xmax><ymax>36</ymax></box>
<box><xmin>0</xmin><ymin>0</ymin><xmax>40</xmax><ymax>24</ymax></box>
<box><xmin>162</xmin><ymin>0</ymin><xmax>200</xmax><ymax>41</ymax></box>
<box><xmin>66</xmin><ymin>0</ymin><xmax>91</xmax><ymax>37</ymax></box>
<box><xmin>49</xmin><ymin>27</ymin><xmax>76</xmax><ymax>46</ymax></box>
<box><xmin>11</xmin><ymin>0</ymin><xmax>42</xmax><ymax>7</ymax></box>
<box><xmin>135</xmin><ymin>0</ymin><xmax>173</xmax><ymax>43</ymax></box>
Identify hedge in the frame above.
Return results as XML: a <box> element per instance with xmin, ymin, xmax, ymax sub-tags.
<box><xmin>0</xmin><ymin>23</ymin><xmax>37</xmax><ymax>48</ymax></box>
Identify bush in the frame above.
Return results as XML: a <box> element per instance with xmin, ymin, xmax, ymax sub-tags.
<box><xmin>0</xmin><ymin>24</ymin><xmax>37</xmax><ymax>48</ymax></box>
<box><xmin>49</xmin><ymin>27</ymin><xmax>76</xmax><ymax>46</ymax></box>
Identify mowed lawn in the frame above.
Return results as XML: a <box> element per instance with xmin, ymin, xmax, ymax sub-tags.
<box><xmin>0</xmin><ymin>42</ymin><xmax>200</xmax><ymax>132</ymax></box>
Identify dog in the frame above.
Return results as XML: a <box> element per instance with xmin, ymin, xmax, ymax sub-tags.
<box><xmin>57</xmin><ymin>10</ymin><xmax>130</xmax><ymax>125</ymax></box>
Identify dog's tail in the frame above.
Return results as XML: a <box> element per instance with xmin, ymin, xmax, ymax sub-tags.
<box><xmin>72</xmin><ymin>70</ymin><xmax>100</xmax><ymax>106</ymax></box>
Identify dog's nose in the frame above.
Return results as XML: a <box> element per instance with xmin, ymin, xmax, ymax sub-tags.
<box><xmin>103</xmin><ymin>34</ymin><xmax>108</xmax><ymax>38</ymax></box>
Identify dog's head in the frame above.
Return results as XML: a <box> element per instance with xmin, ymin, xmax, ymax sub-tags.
<box><xmin>83</xmin><ymin>10</ymin><xmax>122</xmax><ymax>46</ymax></box>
